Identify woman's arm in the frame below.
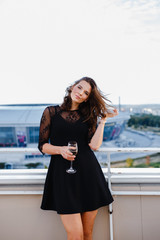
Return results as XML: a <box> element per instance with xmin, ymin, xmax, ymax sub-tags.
<box><xmin>88</xmin><ymin>120</ymin><xmax>106</xmax><ymax>151</ymax></box>
<box><xmin>41</xmin><ymin>143</ymin><xmax>62</xmax><ymax>155</ymax></box>
<box><xmin>89</xmin><ymin>109</ymin><xmax>118</xmax><ymax>151</ymax></box>
<box><xmin>38</xmin><ymin>107</ymin><xmax>75</xmax><ymax>161</ymax></box>
<box><xmin>41</xmin><ymin>143</ymin><xmax>75</xmax><ymax>161</ymax></box>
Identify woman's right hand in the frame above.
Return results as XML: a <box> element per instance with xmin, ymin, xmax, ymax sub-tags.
<box><xmin>60</xmin><ymin>146</ymin><xmax>75</xmax><ymax>161</ymax></box>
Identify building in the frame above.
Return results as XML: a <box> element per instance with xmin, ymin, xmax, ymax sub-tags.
<box><xmin>0</xmin><ymin>104</ymin><xmax>130</xmax><ymax>146</ymax></box>
<box><xmin>0</xmin><ymin>104</ymin><xmax>130</xmax><ymax>168</ymax></box>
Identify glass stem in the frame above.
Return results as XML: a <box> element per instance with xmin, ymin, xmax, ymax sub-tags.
<box><xmin>70</xmin><ymin>161</ymin><xmax>73</xmax><ymax>169</ymax></box>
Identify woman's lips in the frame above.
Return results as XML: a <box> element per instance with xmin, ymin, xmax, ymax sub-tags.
<box><xmin>75</xmin><ymin>94</ymin><xmax>81</xmax><ymax>100</ymax></box>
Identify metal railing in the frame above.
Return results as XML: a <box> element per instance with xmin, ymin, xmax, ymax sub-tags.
<box><xmin>98</xmin><ymin>147</ymin><xmax>160</xmax><ymax>240</ymax></box>
<box><xmin>0</xmin><ymin>147</ymin><xmax>160</xmax><ymax>240</ymax></box>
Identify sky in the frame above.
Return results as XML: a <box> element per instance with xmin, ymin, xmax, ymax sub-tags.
<box><xmin>0</xmin><ymin>0</ymin><xmax>160</xmax><ymax>105</ymax></box>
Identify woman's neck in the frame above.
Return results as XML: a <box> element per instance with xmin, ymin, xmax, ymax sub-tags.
<box><xmin>70</xmin><ymin>102</ymin><xmax>79</xmax><ymax>111</ymax></box>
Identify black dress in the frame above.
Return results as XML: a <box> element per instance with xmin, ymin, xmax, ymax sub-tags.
<box><xmin>38</xmin><ymin>105</ymin><xmax>113</xmax><ymax>214</ymax></box>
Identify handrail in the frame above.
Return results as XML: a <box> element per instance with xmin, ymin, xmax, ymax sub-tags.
<box><xmin>0</xmin><ymin>147</ymin><xmax>160</xmax><ymax>152</ymax></box>
<box><xmin>103</xmin><ymin>148</ymin><xmax>160</xmax><ymax>240</ymax></box>
<box><xmin>0</xmin><ymin>147</ymin><xmax>40</xmax><ymax>153</ymax></box>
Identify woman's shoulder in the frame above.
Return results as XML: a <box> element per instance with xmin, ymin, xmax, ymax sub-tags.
<box><xmin>45</xmin><ymin>105</ymin><xmax>61</xmax><ymax>117</ymax></box>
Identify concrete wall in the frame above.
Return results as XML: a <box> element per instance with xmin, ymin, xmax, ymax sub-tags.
<box><xmin>0</xmin><ymin>194</ymin><xmax>110</xmax><ymax>240</ymax></box>
<box><xmin>112</xmin><ymin>184</ymin><xmax>160</xmax><ymax>240</ymax></box>
<box><xmin>0</xmin><ymin>183</ymin><xmax>160</xmax><ymax>240</ymax></box>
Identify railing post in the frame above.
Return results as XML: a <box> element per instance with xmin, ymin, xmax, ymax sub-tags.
<box><xmin>107</xmin><ymin>152</ymin><xmax>114</xmax><ymax>240</ymax></box>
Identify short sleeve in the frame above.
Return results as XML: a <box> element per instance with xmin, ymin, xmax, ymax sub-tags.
<box><xmin>38</xmin><ymin>107</ymin><xmax>51</xmax><ymax>154</ymax></box>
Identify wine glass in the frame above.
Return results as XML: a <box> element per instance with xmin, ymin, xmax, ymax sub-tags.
<box><xmin>66</xmin><ymin>141</ymin><xmax>78</xmax><ymax>174</ymax></box>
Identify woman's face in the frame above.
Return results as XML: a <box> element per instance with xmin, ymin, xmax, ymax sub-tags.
<box><xmin>70</xmin><ymin>80</ymin><xmax>91</xmax><ymax>104</ymax></box>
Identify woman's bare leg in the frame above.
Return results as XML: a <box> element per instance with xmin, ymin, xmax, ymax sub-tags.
<box><xmin>81</xmin><ymin>210</ymin><xmax>98</xmax><ymax>240</ymax></box>
<box><xmin>60</xmin><ymin>213</ymin><xmax>83</xmax><ymax>240</ymax></box>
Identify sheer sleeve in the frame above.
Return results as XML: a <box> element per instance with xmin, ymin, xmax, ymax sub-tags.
<box><xmin>38</xmin><ymin>107</ymin><xmax>52</xmax><ymax>154</ymax></box>
<box><xmin>87</xmin><ymin>122</ymin><xmax>97</xmax><ymax>143</ymax></box>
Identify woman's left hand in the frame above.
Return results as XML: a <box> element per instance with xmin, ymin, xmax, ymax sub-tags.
<box><xmin>98</xmin><ymin>109</ymin><xmax>118</xmax><ymax>125</ymax></box>
<box><xmin>105</xmin><ymin>108</ymin><xmax>119</xmax><ymax>118</ymax></box>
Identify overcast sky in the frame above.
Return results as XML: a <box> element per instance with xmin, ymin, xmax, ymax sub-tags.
<box><xmin>0</xmin><ymin>0</ymin><xmax>160</xmax><ymax>105</ymax></box>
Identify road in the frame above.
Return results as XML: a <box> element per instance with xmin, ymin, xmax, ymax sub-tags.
<box><xmin>97</xmin><ymin>128</ymin><xmax>160</xmax><ymax>163</ymax></box>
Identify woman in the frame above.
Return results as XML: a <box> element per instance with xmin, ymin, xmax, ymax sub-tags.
<box><xmin>38</xmin><ymin>77</ymin><xmax>118</xmax><ymax>240</ymax></box>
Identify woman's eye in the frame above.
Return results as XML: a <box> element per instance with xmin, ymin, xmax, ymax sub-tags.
<box><xmin>78</xmin><ymin>86</ymin><xmax>81</xmax><ymax>89</ymax></box>
<box><xmin>85</xmin><ymin>92</ymin><xmax>89</xmax><ymax>96</ymax></box>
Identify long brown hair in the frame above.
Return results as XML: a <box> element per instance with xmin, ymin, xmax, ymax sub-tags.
<box><xmin>61</xmin><ymin>77</ymin><xmax>113</xmax><ymax>131</ymax></box>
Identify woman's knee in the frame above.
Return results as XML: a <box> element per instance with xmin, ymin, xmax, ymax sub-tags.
<box><xmin>83</xmin><ymin>229</ymin><xmax>92</xmax><ymax>239</ymax></box>
<box><xmin>68</xmin><ymin>229</ymin><xmax>83</xmax><ymax>240</ymax></box>
<box><xmin>60</xmin><ymin>213</ymin><xmax>83</xmax><ymax>240</ymax></box>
